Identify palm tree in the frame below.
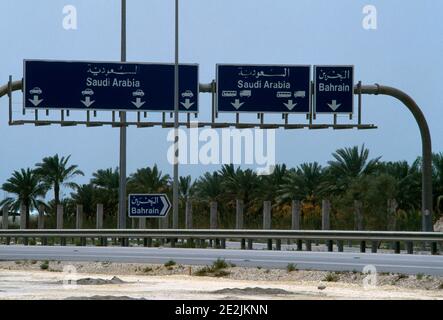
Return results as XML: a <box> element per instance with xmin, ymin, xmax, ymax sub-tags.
<box><xmin>219</xmin><ymin>164</ymin><xmax>260</xmax><ymax>208</ymax></box>
<box><xmin>179</xmin><ymin>175</ymin><xmax>194</xmax><ymax>203</ymax></box>
<box><xmin>91</xmin><ymin>168</ymin><xmax>119</xmax><ymax>216</ymax></box>
<box><xmin>377</xmin><ymin>160</ymin><xmax>421</xmax><ymax>212</ymax></box>
<box><xmin>0</xmin><ymin>168</ymin><xmax>47</xmax><ymax>227</ymax></box>
<box><xmin>277</xmin><ymin>162</ymin><xmax>325</xmax><ymax>204</ymax></box>
<box><xmin>194</xmin><ymin>172</ymin><xmax>223</xmax><ymax>201</ymax></box>
<box><xmin>70</xmin><ymin>183</ymin><xmax>97</xmax><ymax>220</ymax></box>
<box><xmin>35</xmin><ymin>154</ymin><xmax>84</xmax><ymax>208</ymax></box>
<box><xmin>127</xmin><ymin>164</ymin><xmax>170</xmax><ymax>194</ymax></box>
<box><xmin>326</xmin><ymin>145</ymin><xmax>381</xmax><ymax>194</ymax></box>
<box><xmin>257</xmin><ymin>164</ymin><xmax>288</xmax><ymax>202</ymax></box>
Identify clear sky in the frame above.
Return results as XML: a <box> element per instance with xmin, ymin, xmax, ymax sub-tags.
<box><xmin>0</xmin><ymin>0</ymin><xmax>442</xmax><ymax>198</ymax></box>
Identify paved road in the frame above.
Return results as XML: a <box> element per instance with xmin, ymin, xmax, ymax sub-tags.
<box><xmin>0</xmin><ymin>245</ymin><xmax>442</xmax><ymax>276</ymax></box>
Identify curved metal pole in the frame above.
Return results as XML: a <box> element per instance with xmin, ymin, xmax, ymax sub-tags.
<box><xmin>0</xmin><ymin>80</ymin><xmax>22</xmax><ymax>98</ymax></box>
<box><xmin>356</xmin><ymin>84</ymin><xmax>433</xmax><ymax>231</ymax></box>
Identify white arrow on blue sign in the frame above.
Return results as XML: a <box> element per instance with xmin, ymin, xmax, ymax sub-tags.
<box><xmin>314</xmin><ymin>65</ymin><xmax>354</xmax><ymax>114</ymax></box>
<box><xmin>128</xmin><ymin>194</ymin><xmax>171</xmax><ymax>218</ymax></box>
<box><xmin>216</xmin><ymin>64</ymin><xmax>311</xmax><ymax>113</ymax></box>
<box><xmin>23</xmin><ymin>60</ymin><xmax>199</xmax><ymax>113</ymax></box>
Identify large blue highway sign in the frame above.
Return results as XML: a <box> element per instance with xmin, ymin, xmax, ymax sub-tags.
<box><xmin>216</xmin><ymin>64</ymin><xmax>311</xmax><ymax>113</ymax></box>
<box><xmin>314</xmin><ymin>65</ymin><xmax>354</xmax><ymax>114</ymax></box>
<box><xmin>24</xmin><ymin>60</ymin><xmax>199</xmax><ymax>112</ymax></box>
<box><xmin>128</xmin><ymin>194</ymin><xmax>171</xmax><ymax>218</ymax></box>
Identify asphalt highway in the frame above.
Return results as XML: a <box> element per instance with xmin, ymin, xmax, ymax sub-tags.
<box><xmin>0</xmin><ymin>245</ymin><xmax>442</xmax><ymax>275</ymax></box>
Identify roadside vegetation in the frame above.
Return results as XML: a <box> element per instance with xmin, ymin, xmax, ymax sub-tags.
<box><xmin>194</xmin><ymin>259</ymin><xmax>232</xmax><ymax>277</ymax></box>
<box><xmin>1</xmin><ymin>146</ymin><xmax>442</xmax><ymax>230</ymax></box>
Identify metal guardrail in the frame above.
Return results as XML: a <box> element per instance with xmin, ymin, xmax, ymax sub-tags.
<box><xmin>0</xmin><ymin>229</ymin><xmax>442</xmax><ymax>241</ymax></box>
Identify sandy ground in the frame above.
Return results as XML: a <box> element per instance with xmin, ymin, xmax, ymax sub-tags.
<box><xmin>0</xmin><ymin>260</ymin><xmax>442</xmax><ymax>300</ymax></box>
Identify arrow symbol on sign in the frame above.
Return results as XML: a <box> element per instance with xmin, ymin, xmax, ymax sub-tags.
<box><xmin>81</xmin><ymin>96</ymin><xmax>95</xmax><ymax>108</ymax></box>
<box><xmin>231</xmin><ymin>99</ymin><xmax>244</xmax><ymax>110</ymax></box>
<box><xmin>327</xmin><ymin>100</ymin><xmax>341</xmax><ymax>111</ymax></box>
<box><xmin>180</xmin><ymin>98</ymin><xmax>194</xmax><ymax>109</ymax></box>
<box><xmin>132</xmin><ymin>97</ymin><xmax>146</xmax><ymax>109</ymax></box>
<box><xmin>283</xmin><ymin>99</ymin><xmax>297</xmax><ymax>110</ymax></box>
<box><xmin>29</xmin><ymin>95</ymin><xmax>43</xmax><ymax>107</ymax></box>
<box><xmin>159</xmin><ymin>195</ymin><xmax>172</xmax><ymax>217</ymax></box>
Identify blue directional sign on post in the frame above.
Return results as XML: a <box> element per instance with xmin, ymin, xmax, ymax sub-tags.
<box><xmin>216</xmin><ymin>64</ymin><xmax>311</xmax><ymax>113</ymax></box>
<box><xmin>23</xmin><ymin>60</ymin><xmax>199</xmax><ymax>112</ymax></box>
<box><xmin>314</xmin><ymin>65</ymin><xmax>354</xmax><ymax>114</ymax></box>
<box><xmin>128</xmin><ymin>194</ymin><xmax>171</xmax><ymax>218</ymax></box>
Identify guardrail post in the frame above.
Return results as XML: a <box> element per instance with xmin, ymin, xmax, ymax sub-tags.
<box><xmin>431</xmin><ymin>242</ymin><xmax>438</xmax><ymax>255</ymax></box>
<box><xmin>406</xmin><ymin>241</ymin><xmax>414</xmax><ymax>254</ymax></box>
<box><xmin>394</xmin><ymin>241</ymin><xmax>401</xmax><ymax>254</ymax></box>
<box><xmin>210</xmin><ymin>201</ymin><xmax>218</xmax><ymax>247</ymax></box>
<box><xmin>297</xmin><ymin>239</ymin><xmax>303</xmax><ymax>251</ymax></box>
<box><xmin>221</xmin><ymin>238</ymin><xmax>226</xmax><ymax>249</ymax></box>
<box><xmin>322</xmin><ymin>199</ymin><xmax>332</xmax><ymax>251</ymax></box>
<box><xmin>306</xmin><ymin>240</ymin><xmax>312</xmax><ymax>251</ymax></box>
<box><xmin>337</xmin><ymin>240</ymin><xmax>344</xmax><ymax>252</ymax></box>
<box><xmin>38</xmin><ymin>204</ymin><xmax>47</xmax><ymax>245</ymax></box>
<box><xmin>371</xmin><ymin>241</ymin><xmax>378</xmax><ymax>253</ymax></box>
<box><xmin>236</xmin><ymin>200</ymin><xmax>245</xmax><ymax>249</ymax></box>
<box><xmin>247</xmin><ymin>239</ymin><xmax>253</xmax><ymax>250</ymax></box>
<box><xmin>263</xmin><ymin>201</ymin><xmax>272</xmax><ymax>250</ymax></box>
<box><xmin>360</xmin><ymin>241</ymin><xmax>366</xmax><ymax>253</ymax></box>
<box><xmin>276</xmin><ymin>239</ymin><xmax>281</xmax><ymax>251</ymax></box>
<box><xmin>2</xmin><ymin>205</ymin><xmax>9</xmax><ymax>245</ymax></box>
<box><xmin>20</xmin><ymin>203</ymin><xmax>28</xmax><ymax>245</ymax></box>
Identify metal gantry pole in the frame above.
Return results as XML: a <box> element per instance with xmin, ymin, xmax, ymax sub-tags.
<box><xmin>172</xmin><ymin>0</ymin><xmax>179</xmax><ymax>229</ymax></box>
<box><xmin>118</xmin><ymin>0</ymin><xmax>127</xmax><ymax>231</ymax></box>
<box><xmin>357</xmin><ymin>84</ymin><xmax>433</xmax><ymax>231</ymax></box>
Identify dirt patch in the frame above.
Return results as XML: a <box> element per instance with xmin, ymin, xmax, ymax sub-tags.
<box><xmin>211</xmin><ymin>287</ymin><xmax>293</xmax><ymax>295</ymax></box>
<box><xmin>65</xmin><ymin>295</ymin><xmax>145</xmax><ymax>300</ymax></box>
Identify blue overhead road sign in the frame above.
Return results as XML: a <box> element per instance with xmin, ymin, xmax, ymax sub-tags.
<box><xmin>24</xmin><ymin>60</ymin><xmax>199</xmax><ymax>112</ymax></box>
<box><xmin>314</xmin><ymin>65</ymin><xmax>354</xmax><ymax>114</ymax></box>
<box><xmin>128</xmin><ymin>194</ymin><xmax>171</xmax><ymax>218</ymax></box>
<box><xmin>216</xmin><ymin>64</ymin><xmax>311</xmax><ymax>113</ymax></box>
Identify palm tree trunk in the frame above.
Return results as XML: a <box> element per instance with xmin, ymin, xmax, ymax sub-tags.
<box><xmin>54</xmin><ymin>183</ymin><xmax>60</xmax><ymax>207</ymax></box>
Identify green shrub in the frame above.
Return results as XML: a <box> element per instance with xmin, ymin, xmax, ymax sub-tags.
<box><xmin>40</xmin><ymin>261</ymin><xmax>49</xmax><ymax>270</ymax></box>
<box><xmin>323</xmin><ymin>272</ymin><xmax>339</xmax><ymax>282</ymax></box>
<box><xmin>194</xmin><ymin>266</ymin><xmax>212</xmax><ymax>277</ymax></box>
<box><xmin>164</xmin><ymin>260</ymin><xmax>176</xmax><ymax>267</ymax></box>
<box><xmin>287</xmin><ymin>263</ymin><xmax>297</xmax><ymax>272</ymax></box>
<box><xmin>212</xmin><ymin>258</ymin><xmax>228</xmax><ymax>270</ymax></box>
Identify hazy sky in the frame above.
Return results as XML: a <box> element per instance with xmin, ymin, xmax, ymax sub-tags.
<box><xmin>0</xmin><ymin>0</ymin><xmax>442</xmax><ymax>197</ymax></box>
